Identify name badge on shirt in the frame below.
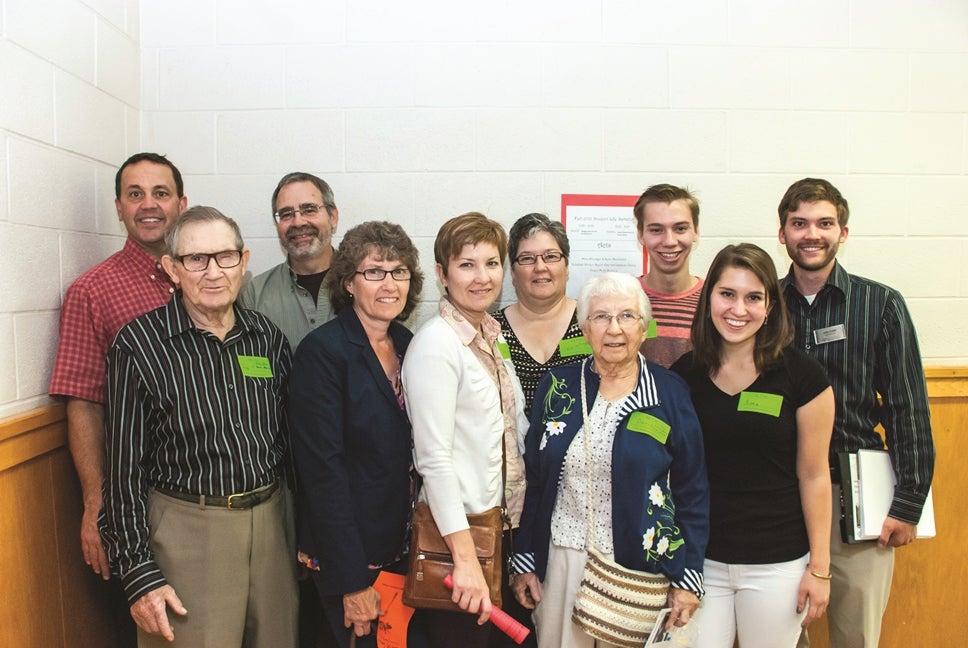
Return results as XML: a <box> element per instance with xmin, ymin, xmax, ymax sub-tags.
<box><xmin>627</xmin><ymin>412</ymin><xmax>670</xmax><ymax>444</ymax></box>
<box><xmin>558</xmin><ymin>336</ymin><xmax>593</xmax><ymax>357</ymax></box>
<box><xmin>737</xmin><ymin>391</ymin><xmax>783</xmax><ymax>417</ymax></box>
<box><xmin>238</xmin><ymin>355</ymin><xmax>273</xmax><ymax>378</ymax></box>
<box><xmin>645</xmin><ymin>318</ymin><xmax>658</xmax><ymax>339</ymax></box>
<box><xmin>497</xmin><ymin>341</ymin><xmax>511</xmax><ymax>360</ymax></box>
<box><xmin>813</xmin><ymin>324</ymin><xmax>846</xmax><ymax>345</ymax></box>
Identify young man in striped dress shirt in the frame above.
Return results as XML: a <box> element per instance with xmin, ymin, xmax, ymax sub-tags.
<box><xmin>779</xmin><ymin>178</ymin><xmax>935</xmax><ymax>648</ymax></box>
<box><xmin>634</xmin><ymin>184</ymin><xmax>703</xmax><ymax>368</ymax></box>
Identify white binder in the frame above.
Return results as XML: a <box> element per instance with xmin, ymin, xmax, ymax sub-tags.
<box><xmin>845</xmin><ymin>449</ymin><xmax>936</xmax><ymax>542</ymax></box>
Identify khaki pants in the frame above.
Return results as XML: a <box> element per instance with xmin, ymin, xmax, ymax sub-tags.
<box><xmin>798</xmin><ymin>484</ymin><xmax>894</xmax><ymax>648</ymax></box>
<box><xmin>138</xmin><ymin>486</ymin><xmax>298</xmax><ymax>647</ymax></box>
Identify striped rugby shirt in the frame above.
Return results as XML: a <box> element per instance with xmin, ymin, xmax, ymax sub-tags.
<box><xmin>781</xmin><ymin>261</ymin><xmax>934</xmax><ymax>524</ymax></box>
<box><xmin>639</xmin><ymin>277</ymin><xmax>704</xmax><ymax>369</ymax></box>
<box><xmin>100</xmin><ymin>295</ymin><xmax>292</xmax><ymax>604</ymax></box>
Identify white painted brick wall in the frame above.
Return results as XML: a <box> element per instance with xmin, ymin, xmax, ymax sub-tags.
<box><xmin>1</xmin><ymin>0</ymin><xmax>967</xmax><ymax>419</ymax></box>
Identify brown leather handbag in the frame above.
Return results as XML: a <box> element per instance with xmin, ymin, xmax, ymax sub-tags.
<box><xmin>402</xmin><ymin>501</ymin><xmax>503</xmax><ymax>610</ymax></box>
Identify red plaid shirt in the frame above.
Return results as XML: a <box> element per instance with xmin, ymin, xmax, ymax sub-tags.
<box><xmin>49</xmin><ymin>238</ymin><xmax>176</xmax><ymax>403</ymax></box>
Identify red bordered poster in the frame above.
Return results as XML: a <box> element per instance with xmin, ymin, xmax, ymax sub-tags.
<box><xmin>560</xmin><ymin>194</ymin><xmax>646</xmax><ymax>297</ymax></box>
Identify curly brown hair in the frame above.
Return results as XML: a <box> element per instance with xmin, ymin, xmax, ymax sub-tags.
<box><xmin>326</xmin><ymin>221</ymin><xmax>424</xmax><ymax>321</ymax></box>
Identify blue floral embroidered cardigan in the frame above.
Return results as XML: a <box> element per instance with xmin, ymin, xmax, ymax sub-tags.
<box><xmin>511</xmin><ymin>356</ymin><xmax>710</xmax><ymax>597</ymax></box>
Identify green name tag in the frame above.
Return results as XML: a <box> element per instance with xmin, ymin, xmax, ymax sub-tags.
<box><xmin>646</xmin><ymin>318</ymin><xmax>658</xmax><ymax>339</ymax></box>
<box><xmin>558</xmin><ymin>336</ymin><xmax>592</xmax><ymax>357</ymax></box>
<box><xmin>497</xmin><ymin>341</ymin><xmax>511</xmax><ymax>360</ymax></box>
<box><xmin>737</xmin><ymin>391</ymin><xmax>783</xmax><ymax>417</ymax></box>
<box><xmin>238</xmin><ymin>355</ymin><xmax>273</xmax><ymax>378</ymax></box>
<box><xmin>627</xmin><ymin>411</ymin><xmax>670</xmax><ymax>444</ymax></box>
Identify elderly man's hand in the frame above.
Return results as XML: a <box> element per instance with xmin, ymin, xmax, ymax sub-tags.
<box><xmin>130</xmin><ymin>585</ymin><xmax>187</xmax><ymax>642</ymax></box>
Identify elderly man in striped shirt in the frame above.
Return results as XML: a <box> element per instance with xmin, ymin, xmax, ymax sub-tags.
<box><xmin>100</xmin><ymin>206</ymin><xmax>298</xmax><ymax>647</ymax></box>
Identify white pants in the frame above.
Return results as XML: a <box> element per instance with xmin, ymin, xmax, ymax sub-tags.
<box><xmin>693</xmin><ymin>555</ymin><xmax>808</xmax><ymax>648</ymax></box>
<box><xmin>533</xmin><ymin>544</ymin><xmax>623</xmax><ymax>648</ymax></box>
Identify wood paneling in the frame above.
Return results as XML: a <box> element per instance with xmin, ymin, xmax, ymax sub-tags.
<box><xmin>1</xmin><ymin>369</ymin><xmax>966</xmax><ymax>646</ymax></box>
<box><xmin>0</xmin><ymin>405</ymin><xmax>118</xmax><ymax>648</ymax></box>
<box><xmin>806</xmin><ymin>368</ymin><xmax>968</xmax><ymax>648</ymax></box>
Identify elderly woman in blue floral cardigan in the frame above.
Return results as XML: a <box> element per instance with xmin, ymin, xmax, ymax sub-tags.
<box><xmin>510</xmin><ymin>272</ymin><xmax>710</xmax><ymax>648</ymax></box>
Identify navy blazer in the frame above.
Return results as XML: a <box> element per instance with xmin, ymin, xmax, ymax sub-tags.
<box><xmin>289</xmin><ymin>306</ymin><xmax>413</xmax><ymax>596</ymax></box>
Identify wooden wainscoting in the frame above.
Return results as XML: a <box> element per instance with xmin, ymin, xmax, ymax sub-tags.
<box><xmin>807</xmin><ymin>367</ymin><xmax>968</xmax><ymax>648</ymax></box>
<box><xmin>1</xmin><ymin>369</ymin><xmax>966</xmax><ymax>647</ymax></box>
<box><xmin>0</xmin><ymin>405</ymin><xmax>120</xmax><ymax>648</ymax></box>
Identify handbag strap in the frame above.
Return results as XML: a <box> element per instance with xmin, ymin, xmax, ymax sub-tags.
<box><xmin>579</xmin><ymin>357</ymin><xmax>600</xmax><ymax>553</ymax></box>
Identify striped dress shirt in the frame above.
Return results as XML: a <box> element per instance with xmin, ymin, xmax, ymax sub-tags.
<box><xmin>101</xmin><ymin>295</ymin><xmax>292</xmax><ymax>604</ymax></box>
<box><xmin>781</xmin><ymin>262</ymin><xmax>934</xmax><ymax>524</ymax></box>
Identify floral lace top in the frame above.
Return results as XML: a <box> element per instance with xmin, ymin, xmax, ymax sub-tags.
<box><xmin>550</xmin><ymin>392</ymin><xmax>625</xmax><ymax>552</ymax></box>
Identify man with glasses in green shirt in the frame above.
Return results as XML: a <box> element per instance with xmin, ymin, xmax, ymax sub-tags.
<box><xmin>241</xmin><ymin>172</ymin><xmax>340</xmax><ymax>349</ymax></box>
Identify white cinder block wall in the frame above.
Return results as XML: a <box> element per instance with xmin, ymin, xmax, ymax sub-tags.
<box><xmin>2</xmin><ymin>0</ymin><xmax>967</xmax><ymax>420</ymax></box>
<box><xmin>0</xmin><ymin>0</ymin><xmax>141</xmax><ymax>420</ymax></box>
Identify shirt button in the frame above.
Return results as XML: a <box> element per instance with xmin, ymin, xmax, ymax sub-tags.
<box><xmin>169</xmin><ymin>287</ymin><xmax>175</xmax><ymax>294</ymax></box>
<box><xmin>150</xmin><ymin>274</ymin><xmax>156</xmax><ymax>280</ymax></box>
<box><xmin>228</xmin><ymin>384</ymin><xmax>234</xmax><ymax>390</ymax></box>
<box><xmin>310</xmin><ymin>319</ymin><xmax>316</xmax><ymax>324</ymax></box>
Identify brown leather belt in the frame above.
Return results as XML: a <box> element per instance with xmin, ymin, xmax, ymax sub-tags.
<box><xmin>155</xmin><ymin>480</ymin><xmax>278</xmax><ymax>510</ymax></box>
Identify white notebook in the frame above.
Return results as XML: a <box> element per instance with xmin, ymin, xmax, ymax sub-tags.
<box><xmin>854</xmin><ymin>449</ymin><xmax>936</xmax><ymax>540</ymax></box>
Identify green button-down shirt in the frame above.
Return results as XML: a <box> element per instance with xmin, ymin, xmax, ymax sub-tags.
<box><xmin>241</xmin><ymin>261</ymin><xmax>334</xmax><ymax>349</ymax></box>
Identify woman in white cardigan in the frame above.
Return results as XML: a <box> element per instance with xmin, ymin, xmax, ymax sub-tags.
<box><xmin>402</xmin><ymin>212</ymin><xmax>528</xmax><ymax>648</ymax></box>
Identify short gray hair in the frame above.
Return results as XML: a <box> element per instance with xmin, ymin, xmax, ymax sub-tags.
<box><xmin>165</xmin><ymin>205</ymin><xmax>244</xmax><ymax>256</ymax></box>
<box><xmin>576</xmin><ymin>272</ymin><xmax>652</xmax><ymax>331</ymax></box>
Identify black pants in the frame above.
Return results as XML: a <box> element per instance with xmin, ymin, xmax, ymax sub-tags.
<box><xmin>488</xmin><ymin>528</ymin><xmax>538</xmax><ymax>648</ymax></box>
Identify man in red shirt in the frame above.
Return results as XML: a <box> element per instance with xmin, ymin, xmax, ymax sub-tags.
<box><xmin>49</xmin><ymin>153</ymin><xmax>186</xmax><ymax>639</ymax></box>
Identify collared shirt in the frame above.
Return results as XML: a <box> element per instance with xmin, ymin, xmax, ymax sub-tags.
<box><xmin>438</xmin><ymin>296</ymin><xmax>527</xmax><ymax>526</ymax></box>
<box><xmin>100</xmin><ymin>296</ymin><xmax>292</xmax><ymax>604</ymax></box>
<box><xmin>49</xmin><ymin>238</ymin><xmax>176</xmax><ymax>403</ymax></box>
<box><xmin>781</xmin><ymin>261</ymin><xmax>934</xmax><ymax>524</ymax></box>
<box><xmin>240</xmin><ymin>260</ymin><xmax>334</xmax><ymax>349</ymax></box>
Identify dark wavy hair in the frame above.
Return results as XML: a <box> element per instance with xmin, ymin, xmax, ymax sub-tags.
<box><xmin>507</xmin><ymin>213</ymin><xmax>570</xmax><ymax>264</ymax></box>
<box><xmin>691</xmin><ymin>243</ymin><xmax>793</xmax><ymax>372</ymax></box>
<box><xmin>326</xmin><ymin>221</ymin><xmax>424</xmax><ymax>321</ymax></box>
<box><xmin>778</xmin><ymin>178</ymin><xmax>849</xmax><ymax>227</ymax></box>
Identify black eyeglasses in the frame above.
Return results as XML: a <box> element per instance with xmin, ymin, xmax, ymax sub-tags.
<box><xmin>176</xmin><ymin>250</ymin><xmax>243</xmax><ymax>272</ymax></box>
<box><xmin>513</xmin><ymin>251</ymin><xmax>564</xmax><ymax>265</ymax></box>
<box><xmin>355</xmin><ymin>268</ymin><xmax>412</xmax><ymax>281</ymax></box>
<box><xmin>272</xmin><ymin>203</ymin><xmax>328</xmax><ymax>223</ymax></box>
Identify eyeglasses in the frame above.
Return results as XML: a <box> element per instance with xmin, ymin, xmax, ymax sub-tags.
<box><xmin>586</xmin><ymin>311</ymin><xmax>642</xmax><ymax>329</ymax></box>
<box><xmin>355</xmin><ymin>268</ymin><xmax>412</xmax><ymax>281</ymax></box>
<box><xmin>513</xmin><ymin>251</ymin><xmax>564</xmax><ymax>265</ymax></box>
<box><xmin>272</xmin><ymin>203</ymin><xmax>327</xmax><ymax>223</ymax></box>
<box><xmin>176</xmin><ymin>250</ymin><xmax>243</xmax><ymax>272</ymax></box>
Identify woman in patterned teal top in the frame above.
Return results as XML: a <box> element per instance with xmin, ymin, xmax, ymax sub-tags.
<box><xmin>494</xmin><ymin>213</ymin><xmax>590</xmax><ymax>415</ymax></box>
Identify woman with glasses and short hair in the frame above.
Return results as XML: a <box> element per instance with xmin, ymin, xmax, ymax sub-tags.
<box><xmin>510</xmin><ymin>272</ymin><xmax>710</xmax><ymax>648</ymax></box>
<box><xmin>490</xmin><ymin>213</ymin><xmax>589</xmax><ymax>647</ymax></box>
<box><xmin>494</xmin><ymin>213</ymin><xmax>590</xmax><ymax>415</ymax></box>
<box><xmin>289</xmin><ymin>221</ymin><xmax>428</xmax><ymax>648</ymax></box>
